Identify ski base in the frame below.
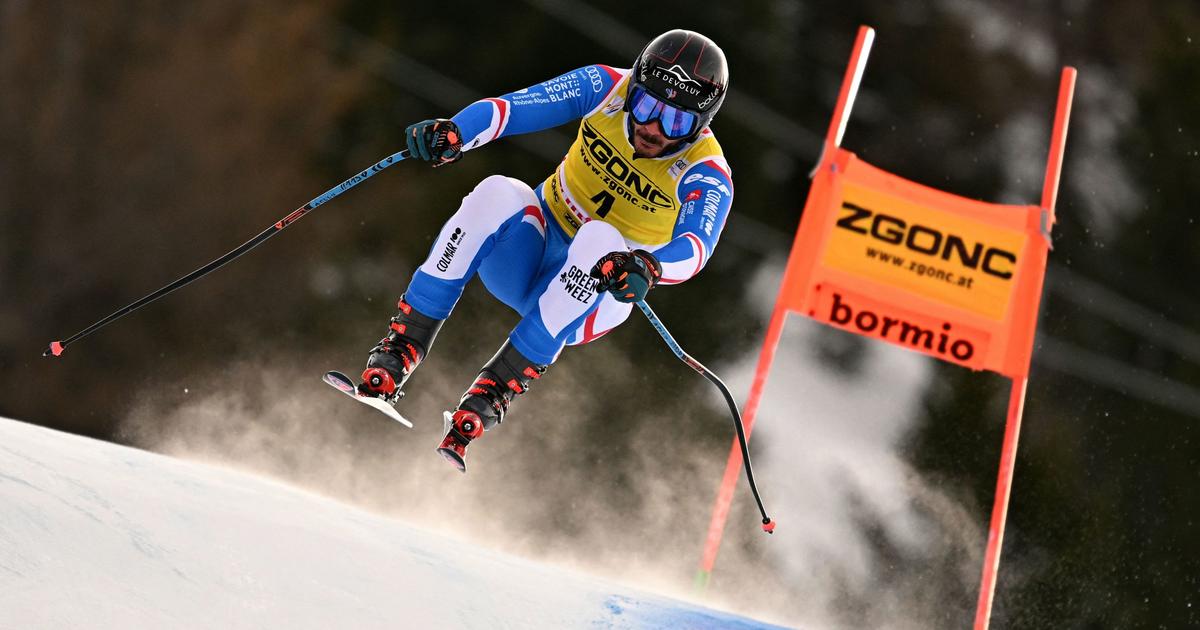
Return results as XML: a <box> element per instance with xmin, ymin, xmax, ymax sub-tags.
<box><xmin>436</xmin><ymin>411</ymin><xmax>468</xmax><ymax>473</ymax></box>
<box><xmin>436</xmin><ymin>447</ymin><xmax>467</xmax><ymax>473</ymax></box>
<box><xmin>322</xmin><ymin>370</ymin><xmax>413</xmax><ymax>428</ymax></box>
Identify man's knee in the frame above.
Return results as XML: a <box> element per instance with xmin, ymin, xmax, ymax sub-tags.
<box><xmin>471</xmin><ymin>174</ymin><xmax>520</xmax><ymax>198</ymax></box>
<box><xmin>574</xmin><ymin>219</ymin><xmax>623</xmax><ymax>241</ymax></box>
<box><xmin>569</xmin><ymin>220</ymin><xmax>626</xmax><ymax>262</ymax></box>
<box><xmin>457</xmin><ymin>175</ymin><xmax>537</xmax><ymax>229</ymax></box>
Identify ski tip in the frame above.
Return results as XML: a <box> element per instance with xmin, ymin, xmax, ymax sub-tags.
<box><xmin>322</xmin><ymin>370</ymin><xmax>356</xmax><ymax>393</ymax></box>
<box><xmin>43</xmin><ymin>341</ymin><xmax>65</xmax><ymax>358</ymax></box>
<box><xmin>762</xmin><ymin>518</ymin><xmax>776</xmax><ymax>534</ymax></box>
<box><xmin>322</xmin><ymin>370</ymin><xmax>413</xmax><ymax>428</ymax></box>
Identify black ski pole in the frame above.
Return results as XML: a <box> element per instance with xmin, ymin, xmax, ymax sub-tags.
<box><xmin>636</xmin><ymin>300</ymin><xmax>775</xmax><ymax>534</ymax></box>
<box><xmin>43</xmin><ymin>149</ymin><xmax>410</xmax><ymax>358</ymax></box>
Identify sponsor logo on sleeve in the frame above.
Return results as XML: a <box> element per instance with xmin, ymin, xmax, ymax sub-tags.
<box><xmin>585</xmin><ymin>66</ymin><xmax>604</xmax><ymax>93</ymax></box>
<box><xmin>677</xmin><ymin>174</ymin><xmax>728</xmax><ymax>236</ymax></box>
<box><xmin>509</xmin><ymin>74</ymin><xmax>583</xmax><ymax>106</ymax></box>
<box><xmin>700</xmin><ymin>191</ymin><xmax>721</xmax><ymax>236</ymax></box>
<box><xmin>540</xmin><ymin>73</ymin><xmax>582</xmax><ymax>102</ymax></box>
<box><xmin>682</xmin><ymin>172</ymin><xmax>732</xmax><ymax>197</ymax></box>
<box><xmin>678</xmin><ymin>200</ymin><xmax>696</xmax><ymax>226</ymax></box>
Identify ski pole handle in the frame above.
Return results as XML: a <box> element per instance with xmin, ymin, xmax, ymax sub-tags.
<box><xmin>44</xmin><ymin>149</ymin><xmax>410</xmax><ymax>357</ymax></box>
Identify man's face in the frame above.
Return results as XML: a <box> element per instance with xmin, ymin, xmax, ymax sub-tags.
<box><xmin>631</xmin><ymin>120</ymin><xmax>678</xmax><ymax>158</ymax></box>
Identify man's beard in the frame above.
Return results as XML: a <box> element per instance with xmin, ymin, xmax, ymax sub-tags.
<box><xmin>633</xmin><ymin>128</ymin><xmax>671</xmax><ymax>157</ymax></box>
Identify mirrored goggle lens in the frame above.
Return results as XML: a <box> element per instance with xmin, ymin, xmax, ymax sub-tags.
<box><xmin>629</xmin><ymin>86</ymin><xmax>698</xmax><ymax>139</ymax></box>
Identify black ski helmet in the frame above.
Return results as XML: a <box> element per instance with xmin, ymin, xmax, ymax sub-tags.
<box><xmin>627</xmin><ymin>29</ymin><xmax>729</xmax><ymax>140</ymax></box>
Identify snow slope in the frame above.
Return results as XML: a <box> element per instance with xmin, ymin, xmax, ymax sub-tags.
<box><xmin>0</xmin><ymin>417</ymin><xmax>790</xmax><ymax>629</ymax></box>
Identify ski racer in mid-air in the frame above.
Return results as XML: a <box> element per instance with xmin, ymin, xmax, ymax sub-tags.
<box><xmin>356</xmin><ymin>29</ymin><xmax>735</xmax><ymax>472</ymax></box>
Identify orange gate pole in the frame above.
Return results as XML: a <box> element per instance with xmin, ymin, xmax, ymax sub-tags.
<box><xmin>694</xmin><ymin>25</ymin><xmax>876</xmax><ymax>589</ymax></box>
<box><xmin>973</xmin><ymin>66</ymin><xmax>1076</xmax><ymax>630</ymax></box>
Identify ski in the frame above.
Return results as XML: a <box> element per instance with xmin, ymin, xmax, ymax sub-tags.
<box><xmin>322</xmin><ymin>371</ymin><xmax>413</xmax><ymax>428</ymax></box>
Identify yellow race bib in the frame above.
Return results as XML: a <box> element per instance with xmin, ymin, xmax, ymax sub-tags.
<box><xmin>543</xmin><ymin>74</ymin><xmax>724</xmax><ymax>246</ymax></box>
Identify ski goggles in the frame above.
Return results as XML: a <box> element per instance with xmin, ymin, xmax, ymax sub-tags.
<box><xmin>628</xmin><ymin>85</ymin><xmax>701</xmax><ymax>139</ymax></box>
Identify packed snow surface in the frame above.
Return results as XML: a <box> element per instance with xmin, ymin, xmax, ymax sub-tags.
<box><xmin>0</xmin><ymin>418</ymin><xmax>789</xmax><ymax>629</ymax></box>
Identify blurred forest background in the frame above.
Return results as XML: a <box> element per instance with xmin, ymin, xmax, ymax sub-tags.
<box><xmin>2</xmin><ymin>1</ymin><xmax>1197</xmax><ymax>628</ymax></box>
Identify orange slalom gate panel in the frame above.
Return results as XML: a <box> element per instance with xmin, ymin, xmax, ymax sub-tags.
<box><xmin>783</xmin><ymin>147</ymin><xmax>1050</xmax><ymax>379</ymax></box>
<box><xmin>808</xmin><ymin>284</ymin><xmax>993</xmax><ymax>371</ymax></box>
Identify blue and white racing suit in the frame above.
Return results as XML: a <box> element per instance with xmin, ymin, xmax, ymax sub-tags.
<box><xmin>403</xmin><ymin>65</ymin><xmax>734</xmax><ymax>365</ymax></box>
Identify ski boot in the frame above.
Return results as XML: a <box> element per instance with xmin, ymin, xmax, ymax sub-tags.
<box><xmin>437</xmin><ymin>341</ymin><xmax>547</xmax><ymax>472</ymax></box>
<box><xmin>360</xmin><ymin>296</ymin><xmax>444</xmax><ymax>403</ymax></box>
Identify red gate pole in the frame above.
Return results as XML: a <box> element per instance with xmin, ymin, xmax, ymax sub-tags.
<box><xmin>973</xmin><ymin>377</ymin><xmax>1030</xmax><ymax>629</ymax></box>
<box><xmin>973</xmin><ymin>66</ymin><xmax>1076</xmax><ymax>630</ymax></box>
<box><xmin>694</xmin><ymin>25</ymin><xmax>875</xmax><ymax>590</ymax></box>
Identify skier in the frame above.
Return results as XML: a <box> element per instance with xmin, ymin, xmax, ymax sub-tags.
<box><xmin>358</xmin><ymin>29</ymin><xmax>735</xmax><ymax>472</ymax></box>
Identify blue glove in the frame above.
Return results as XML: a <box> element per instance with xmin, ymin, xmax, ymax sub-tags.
<box><xmin>590</xmin><ymin>249</ymin><xmax>662</xmax><ymax>303</ymax></box>
<box><xmin>405</xmin><ymin>119</ymin><xmax>464</xmax><ymax>167</ymax></box>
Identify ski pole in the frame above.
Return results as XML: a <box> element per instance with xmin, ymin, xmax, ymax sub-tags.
<box><xmin>43</xmin><ymin>149</ymin><xmax>411</xmax><ymax>358</ymax></box>
<box><xmin>636</xmin><ymin>300</ymin><xmax>775</xmax><ymax>534</ymax></box>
